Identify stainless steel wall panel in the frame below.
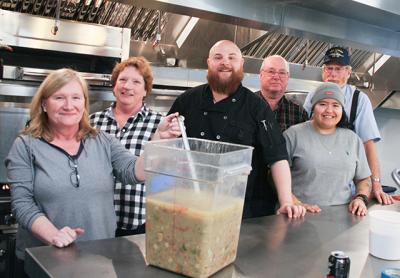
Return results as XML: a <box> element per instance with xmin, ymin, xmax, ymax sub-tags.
<box><xmin>381</xmin><ymin>92</ymin><xmax>400</xmax><ymax>110</ymax></box>
<box><xmin>121</xmin><ymin>27</ymin><xmax>130</xmax><ymax>60</ymax></box>
<box><xmin>0</xmin><ymin>82</ymin><xmax>37</xmax><ymax>97</ymax></box>
<box><xmin>375</xmin><ymin>107</ymin><xmax>400</xmax><ymax>187</ymax></box>
<box><xmin>0</xmin><ymin>106</ymin><xmax>29</xmax><ymax>183</ymax></box>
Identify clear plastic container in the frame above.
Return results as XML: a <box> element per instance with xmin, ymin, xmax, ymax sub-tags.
<box><xmin>144</xmin><ymin>138</ymin><xmax>253</xmax><ymax>278</ymax></box>
<box><xmin>369</xmin><ymin>210</ymin><xmax>400</xmax><ymax>260</ymax></box>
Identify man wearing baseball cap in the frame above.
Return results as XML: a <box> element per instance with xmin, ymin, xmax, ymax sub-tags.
<box><xmin>303</xmin><ymin>46</ymin><xmax>393</xmax><ymax>205</ymax></box>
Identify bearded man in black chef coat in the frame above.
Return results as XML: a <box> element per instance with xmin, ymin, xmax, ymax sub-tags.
<box><xmin>168</xmin><ymin>40</ymin><xmax>305</xmax><ymax>219</ymax></box>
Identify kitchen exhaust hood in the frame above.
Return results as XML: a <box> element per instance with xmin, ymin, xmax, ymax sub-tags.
<box><xmin>120</xmin><ymin>0</ymin><xmax>400</xmax><ymax>57</ymax></box>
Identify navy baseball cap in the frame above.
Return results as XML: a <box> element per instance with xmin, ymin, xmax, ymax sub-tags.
<box><xmin>323</xmin><ymin>47</ymin><xmax>350</xmax><ymax>66</ymax></box>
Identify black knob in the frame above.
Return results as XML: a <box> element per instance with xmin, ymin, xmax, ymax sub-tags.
<box><xmin>4</xmin><ymin>213</ymin><xmax>16</xmax><ymax>225</ymax></box>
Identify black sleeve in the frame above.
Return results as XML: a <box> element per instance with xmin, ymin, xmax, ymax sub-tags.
<box><xmin>254</xmin><ymin>100</ymin><xmax>288</xmax><ymax>166</ymax></box>
<box><xmin>168</xmin><ymin>94</ymin><xmax>185</xmax><ymax>115</ymax></box>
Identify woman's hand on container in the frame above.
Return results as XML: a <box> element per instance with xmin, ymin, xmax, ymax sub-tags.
<box><xmin>277</xmin><ymin>204</ymin><xmax>306</xmax><ymax>218</ymax></box>
<box><xmin>348</xmin><ymin>198</ymin><xmax>367</xmax><ymax>216</ymax></box>
<box><xmin>51</xmin><ymin>227</ymin><xmax>85</xmax><ymax>248</ymax></box>
<box><xmin>154</xmin><ymin>112</ymin><xmax>182</xmax><ymax>140</ymax></box>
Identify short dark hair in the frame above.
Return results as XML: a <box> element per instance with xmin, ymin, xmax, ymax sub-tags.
<box><xmin>337</xmin><ymin>107</ymin><xmax>350</xmax><ymax>128</ymax></box>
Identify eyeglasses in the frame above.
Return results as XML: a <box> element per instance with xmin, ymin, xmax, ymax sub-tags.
<box><xmin>323</xmin><ymin>65</ymin><xmax>348</xmax><ymax>73</ymax></box>
<box><xmin>262</xmin><ymin>69</ymin><xmax>288</xmax><ymax>78</ymax></box>
<box><xmin>68</xmin><ymin>158</ymin><xmax>80</xmax><ymax>188</ymax></box>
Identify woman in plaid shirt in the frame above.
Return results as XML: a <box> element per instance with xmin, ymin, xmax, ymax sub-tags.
<box><xmin>90</xmin><ymin>57</ymin><xmax>162</xmax><ymax>236</ymax></box>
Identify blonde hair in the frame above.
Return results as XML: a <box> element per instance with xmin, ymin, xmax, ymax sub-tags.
<box><xmin>111</xmin><ymin>56</ymin><xmax>153</xmax><ymax>96</ymax></box>
<box><xmin>24</xmin><ymin>68</ymin><xmax>98</xmax><ymax>141</ymax></box>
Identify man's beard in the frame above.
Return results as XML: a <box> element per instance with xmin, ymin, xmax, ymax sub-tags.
<box><xmin>207</xmin><ymin>66</ymin><xmax>244</xmax><ymax>95</ymax></box>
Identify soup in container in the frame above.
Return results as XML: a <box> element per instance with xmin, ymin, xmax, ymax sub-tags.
<box><xmin>144</xmin><ymin>138</ymin><xmax>253</xmax><ymax>278</ymax></box>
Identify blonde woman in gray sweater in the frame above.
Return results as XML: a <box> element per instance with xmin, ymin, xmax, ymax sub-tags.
<box><xmin>5</xmin><ymin>69</ymin><xmax>180</xmax><ymax>274</ymax></box>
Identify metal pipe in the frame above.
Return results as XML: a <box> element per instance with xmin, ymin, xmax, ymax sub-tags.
<box><xmin>51</xmin><ymin>0</ymin><xmax>62</xmax><ymax>35</ymax></box>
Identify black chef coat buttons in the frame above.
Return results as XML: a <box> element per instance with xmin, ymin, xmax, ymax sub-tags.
<box><xmin>232</xmin><ymin>98</ymin><xmax>237</xmax><ymax>103</ymax></box>
<box><xmin>203</xmin><ymin>111</ymin><xmax>208</xmax><ymax>116</ymax></box>
<box><xmin>223</xmin><ymin>115</ymin><xmax>228</xmax><ymax>120</ymax></box>
<box><xmin>216</xmin><ymin>135</ymin><xmax>221</xmax><ymax>140</ymax></box>
<box><xmin>200</xmin><ymin>132</ymin><xmax>205</xmax><ymax>137</ymax></box>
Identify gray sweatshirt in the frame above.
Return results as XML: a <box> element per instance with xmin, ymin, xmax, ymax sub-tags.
<box><xmin>5</xmin><ymin>131</ymin><xmax>139</xmax><ymax>259</ymax></box>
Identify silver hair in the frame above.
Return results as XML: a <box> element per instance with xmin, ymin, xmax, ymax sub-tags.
<box><xmin>260</xmin><ymin>55</ymin><xmax>290</xmax><ymax>74</ymax></box>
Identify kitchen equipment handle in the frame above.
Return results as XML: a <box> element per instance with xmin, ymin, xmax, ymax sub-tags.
<box><xmin>22</xmin><ymin>69</ymin><xmax>111</xmax><ymax>82</ymax></box>
<box><xmin>83</xmin><ymin>75</ymin><xmax>111</xmax><ymax>82</ymax></box>
<box><xmin>20</xmin><ymin>69</ymin><xmax>51</xmax><ymax>78</ymax></box>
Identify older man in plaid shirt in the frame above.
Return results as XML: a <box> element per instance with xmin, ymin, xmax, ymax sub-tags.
<box><xmin>90</xmin><ymin>57</ymin><xmax>161</xmax><ymax>236</ymax></box>
<box><xmin>256</xmin><ymin>55</ymin><xmax>308</xmax><ymax>132</ymax></box>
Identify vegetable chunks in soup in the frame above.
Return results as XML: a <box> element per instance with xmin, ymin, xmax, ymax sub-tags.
<box><xmin>146</xmin><ymin>188</ymin><xmax>243</xmax><ymax>278</ymax></box>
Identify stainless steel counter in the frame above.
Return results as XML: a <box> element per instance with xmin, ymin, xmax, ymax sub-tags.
<box><xmin>25</xmin><ymin>203</ymin><xmax>400</xmax><ymax>278</ymax></box>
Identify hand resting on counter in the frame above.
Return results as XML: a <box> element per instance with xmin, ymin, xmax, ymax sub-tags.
<box><xmin>31</xmin><ymin>216</ymin><xmax>85</xmax><ymax>248</ymax></box>
<box><xmin>276</xmin><ymin>203</ymin><xmax>306</xmax><ymax>218</ymax></box>
<box><xmin>51</xmin><ymin>227</ymin><xmax>85</xmax><ymax>248</ymax></box>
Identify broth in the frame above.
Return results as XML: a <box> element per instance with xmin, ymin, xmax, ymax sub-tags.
<box><xmin>146</xmin><ymin>188</ymin><xmax>244</xmax><ymax>278</ymax></box>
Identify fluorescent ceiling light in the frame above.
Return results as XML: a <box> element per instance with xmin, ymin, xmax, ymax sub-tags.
<box><xmin>176</xmin><ymin>17</ymin><xmax>199</xmax><ymax>48</ymax></box>
<box><xmin>368</xmin><ymin>54</ymin><xmax>390</xmax><ymax>75</ymax></box>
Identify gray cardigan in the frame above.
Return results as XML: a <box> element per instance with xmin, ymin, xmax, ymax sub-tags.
<box><xmin>5</xmin><ymin>131</ymin><xmax>139</xmax><ymax>259</ymax></box>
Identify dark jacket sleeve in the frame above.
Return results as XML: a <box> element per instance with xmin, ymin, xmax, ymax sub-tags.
<box><xmin>168</xmin><ymin>94</ymin><xmax>185</xmax><ymax>115</ymax></box>
<box><xmin>253</xmin><ymin>98</ymin><xmax>288</xmax><ymax>166</ymax></box>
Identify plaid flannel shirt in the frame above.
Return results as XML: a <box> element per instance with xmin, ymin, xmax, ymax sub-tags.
<box><xmin>256</xmin><ymin>91</ymin><xmax>308</xmax><ymax>131</ymax></box>
<box><xmin>90</xmin><ymin>103</ymin><xmax>162</xmax><ymax>230</ymax></box>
